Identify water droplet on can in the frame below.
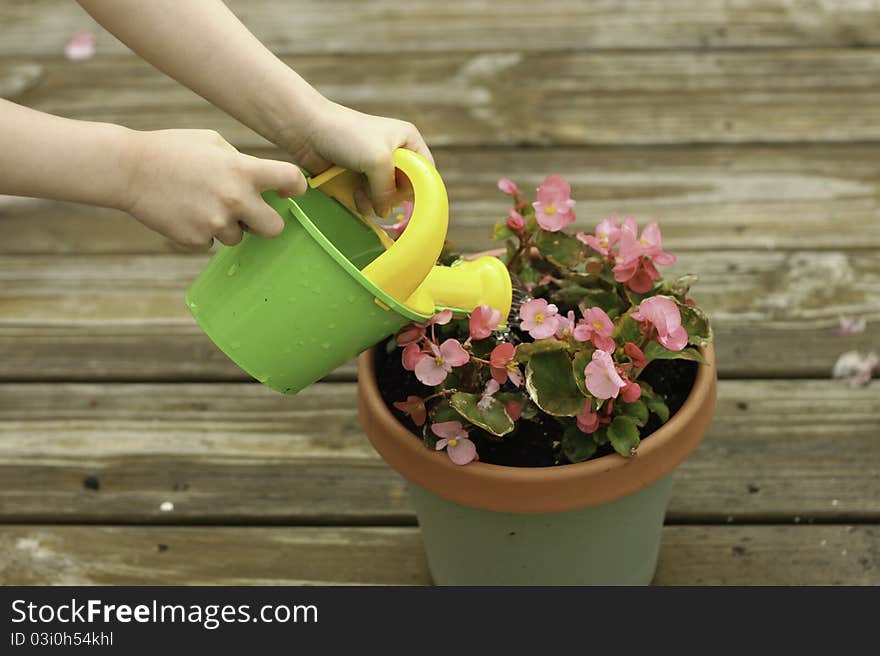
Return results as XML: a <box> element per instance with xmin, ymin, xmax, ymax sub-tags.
<box><xmin>227</xmin><ymin>262</ymin><xmax>239</xmax><ymax>276</ymax></box>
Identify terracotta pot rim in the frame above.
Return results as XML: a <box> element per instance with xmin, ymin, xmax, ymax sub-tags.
<box><xmin>358</xmin><ymin>343</ymin><xmax>717</xmax><ymax>514</ymax></box>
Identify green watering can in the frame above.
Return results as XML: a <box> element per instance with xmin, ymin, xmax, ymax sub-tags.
<box><xmin>186</xmin><ymin>149</ymin><xmax>513</xmax><ymax>394</ymax></box>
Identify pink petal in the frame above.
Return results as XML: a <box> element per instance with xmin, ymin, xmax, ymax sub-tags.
<box><xmin>432</xmin><ymin>421</ymin><xmax>466</xmax><ymax>440</ymax></box>
<box><xmin>621</xmin><ymin>381</ymin><xmax>642</xmax><ymax>403</ymax></box>
<box><xmin>498</xmin><ymin>178</ymin><xmax>520</xmax><ymax>196</ymax></box>
<box><xmin>576</xmin><ymin>399</ymin><xmax>599</xmax><ymax>433</ymax></box>
<box><xmin>402</xmin><ymin>343</ymin><xmax>424</xmax><ymax>371</ymax></box>
<box><xmin>447</xmin><ymin>438</ymin><xmax>478</xmax><ymax>465</ymax></box>
<box><xmin>490</xmin><ymin>342</ymin><xmax>516</xmax><ymax>368</ymax></box>
<box><xmin>64</xmin><ymin>32</ymin><xmax>96</xmax><ymax>62</ymax></box>
<box><xmin>658</xmin><ymin>326</ymin><xmax>688</xmax><ymax>352</ymax></box>
<box><xmin>508</xmin><ymin>368</ymin><xmax>523</xmax><ymax>387</ymax></box>
<box><xmin>584</xmin><ymin>350</ymin><xmax>626</xmax><ymax>400</ymax></box>
<box><xmin>593</xmin><ymin>334</ymin><xmax>617</xmax><ymax>353</ymax></box>
<box><xmin>439</xmin><ymin>338</ymin><xmax>470</xmax><ymax>367</ymax></box>
<box><xmin>415</xmin><ymin>356</ymin><xmax>449</xmax><ymax>386</ymax></box>
<box><xmin>528</xmin><ymin>316</ymin><xmax>560</xmax><ymax>340</ymax></box>
<box><xmin>429</xmin><ymin>309</ymin><xmax>453</xmax><ymax>326</ymax></box>
<box><xmin>504</xmin><ymin>401</ymin><xmax>523</xmax><ymax>421</ymax></box>
<box><xmin>519</xmin><ymin>298</ymin><xmax>547</xmax><ymax>324</ymax></box>
<box><xmin>435</xmin><ymin>438</ymin><xmax>449</xmax><ymax>450</ymax></box>
<box><xmin>484</xmin><ymin>379</ymin><xmax>500</xmax><ymax>396</ymax></box>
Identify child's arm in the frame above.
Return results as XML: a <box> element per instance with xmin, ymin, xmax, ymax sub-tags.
<box><xmin>0</xmin><ymin>98</ymin><xmax>305</xmax><ymax>248</ymax></box>
<box><xmin>76</xmin><ymin>0</ymin><xmax>432</xmax><ymax>218</ymax></box>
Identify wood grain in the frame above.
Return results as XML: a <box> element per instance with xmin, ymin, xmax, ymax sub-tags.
<box><xmin>1</xmin><ymin>250</ymin><xmax>877</xmax><ymax>380</ymax></box>
<box><xmin>1</xmin><ymin>524</ymin><xmax>876</xmax><ymax>585</ymax></box>
<box><xmin>0</xmin><ymin>380</ymin><xmax>876</xmax><ymax>524</ymax></box>
<box><xmin>7</xmin><ymin>48</ymin><xmax>880</xmax><ymax>147</ymax></box>
<box><xmin>3</xmin><ymin>143</ymin><xmax>879</xmax><ymax>255</ymax></box>
<box><xmin>4</xmin><ymin>0</ymin><xmax>880</xmax><ymax>57</ymax></box>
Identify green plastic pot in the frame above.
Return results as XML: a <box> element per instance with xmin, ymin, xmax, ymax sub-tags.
<box><xmin>358</xmin><ymin>344</ymin><xmax>718</xmax><ymax>586</ymax></box>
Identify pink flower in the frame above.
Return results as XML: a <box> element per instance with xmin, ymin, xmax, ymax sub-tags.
<box><xmin>519</xmin><ymin>298</ymin><xmax>560</xmax><ymax>339</ymax></box>
<box><xmin>428</xmin><ymin>309</ymin><xmax>453</xmax><ymax>326</ymax></box>
<box><xmin>576</xmin><ymin>215</ymin><xmax>623</xmax><ymax>256</ymax></box>
<box><xmin>506</xmin><ymin>209</ymin><xmax>525</xmax><ymax>232</ymax></box>
<box><xmin>624</xmin><ymin>342</ymin><xmax>648</xmax><ymax>369</ymax></box>
<box><xmin>385</xmin><ymin>201</ymin><xmax>414</xmax><ymax>239</ymax></box>
<box><xmin>397</xmin><ymin>324</ymin><xmax>425</xmax><ymax>346</ymax></box>
<box><xmin>576</xmin><ymin>399</ymin><xmax>600</xmax><ymax>434</ymax></box>
<box><xmin>432</xmin><ymin>421</ymin><xmax>478</xmax><ymax>465</ymax></box>
<box><xmin>414</xmin><ymin>339</ymin><xmax>470</xmax><ymax>386</ymax></box>
<box><xmin>573</xmin><ymin>307</ymin><xmax>616</xmax><ymax>352</ymax></box>
<box><xmin>613</xmin><ymin>222</ymin><xmax>676</xmax><ymax>293</ymax></box>
<box><xmin>393</xmin><ymin>395</ymin><xmax>427</xmax><ymax>426</ymax></box>
<box><xmin>832</xmin><ymin>316</ymin><xmax>867</xmax><ymax>336</ymax></box>
<box><xmin>584</xmin><ymin>349</ymin><xmax>627</xmax><ymax>400</ymax></box>
<box><xmin>555</xmin><ymin>310</ymin><xmax>577</xmax><ymax>339</ymax></box>
<box><xmin>64</xmin><ymin>32</ymin><xmax>96</xmax><ymax>62</ymax></box>
<box><xmin>498</xmin><ymin>178</ymin><xmax>521</xmax><ymax>196</ymax></box>
<box><xmin>632</xmin><ymin>296</ymin><xmax>688</xmax><ymax>352</ymax></box>
<box><xmin>401</xmin><ymin>343</ymin><xmax>425</xmax><ymax>371</ymax></box>
<box><xmin>621</xmin><ymin>381</ymin><xmax>642</xmax><ymax>403</ymax></box>
<box><xmin>832</xmin><ymin>351</ymin><xmax>878</xmax><ymax>386</ymax></box>
<box><xmin>532</xmin><ymin>175</ymin><xmax>576</xmax><ymax>232</ymax></box>
<box><xmin>469</xmin><ymin>304</ymin><xmax>502</xmax><ymax>340</ymax></box>
<box><xmin>504</xmin><ymin>401</ymin><xmax>523</xmax><ymax>421</ymax></box>
<box><xmin>489</xmin><ymin>343</ymin><xmax>522</xmax><ymax>387</ymax></box>
<box><xmin>478</xmin><ymin>379</ymin><xmax>500</xmax><ymax>410</ymax></box>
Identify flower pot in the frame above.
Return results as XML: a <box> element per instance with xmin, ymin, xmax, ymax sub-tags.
<box><xmin>357</xmin><ymin>344</ymin><xmax>717</xmax><ymax>586</ymax></box>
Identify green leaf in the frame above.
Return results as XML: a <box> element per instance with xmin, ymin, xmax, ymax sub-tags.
<box><xmin>562</xmin><ymin>424</ymin><xmax>598</xmax><ymax>463</ymax></box>
<box><xmin>518</xmin><ymin>263</ymin><xmax>543</xmax><ymax>286</ymax></box>
<box><xmin>504</xmin><ymin>239</ymin><xmax>518</xmax><ymax>265</ymax></box>
<box><xmin>678</xmin><ymin>302</ymin><xmax>713</xmax><ymax>346</ymax></box>
<box><xmin>430</xmin><ymin>398</ymin><xmax>460</xmax><ymax>424</ymax></box>
<box><xmin>659</xmin><ymin>274</ymin><xmax>699</xmax><ymax>301</ymax></box>
<box><xmin>555</xmin><ymin>285</ymin><xmax>624</xmax><ymax>316</ymax></box>
<box><xmin>492</xmin><ymin>221</ymin><xmax>515</xmax><ymax>241</ymax></box>
<box><xmin>618</xmin><ymin>399</ymin><xmax>649</xmax><ymax>427</ymax></box>
<box><xmin>644</xmin><ymin>341</ymin><xmax>710</xmax><ymax>365</ymax></box>
<box><xmin>593</xmin><ymin>426</ymin><xmax>609</xmax><ymax>445</ymax></box>
<box><xmin>535</xmin><ymin>229</ymin><xmax>585</xmax><ymax>268</ymax></box>
<box><xmin>524</xmin><ymin>350</ymin><xmax>585</xmax><ymax>417</ymax></box>
<box><xmin>608</xmin><ymin>415</ymin><xmax>640</xmax><ymax>457</ymax></box>
<box><xmin>571</xmin><ymin>349</ymin><xmax>594</xmax><ymax>398</ymax></box>
<box><xmin>613</xmin><ymin>313</ymin><xmax>643</xmax><ymax>346</ymax></box>
<box><xmin>450</xmin><ymin>392</ymin><xmax>515</xmax><ymax>437</ymax></box>
<box><xmin>645</xmin><ymin>396</ymin><xmax>670</xmax><ymax>423</ymax></box>
<box><xmin>514</xmin><ymin>338</ymin><xmax>568</xmax><ymax>363</ymax></box>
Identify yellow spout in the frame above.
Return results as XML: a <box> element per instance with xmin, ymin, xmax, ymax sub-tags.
<box><xmin>422</xmin><ymin>257</ymin><xmax>512</xmax><ymax>319</ymax></box>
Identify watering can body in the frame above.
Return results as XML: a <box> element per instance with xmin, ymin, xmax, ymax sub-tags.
<box><xmin>186</xmin><ymin>149</ymin><xmax>512</xmax><ymax>394</ymax></box>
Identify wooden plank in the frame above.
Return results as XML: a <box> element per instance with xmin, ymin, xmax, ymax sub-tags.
<box><xmin>0</xmin><ymin>524</ymin><xmax>876</xmax><ymax>585</ymax></box>
<box><xmin>0</xmin><ymin>250</ymin><xmax>877</xmax><ymax>380</ymax></box>
<box><xmin>5</xmin><ymin>0</ymin><xmax>880</xmax><ymax>57</ymax></box>
<box><xmin>0</xmin><ymin>381</ymin><xmax>877</xmax><ymax>523</ymax></box>
<box><xmin>7</xmin><ymin>49</ymin><xmax>880</xmax><ymax>147</ymax></box>
<box><xmin>3</xmin><ymin>143</ymin><xmax>879</xmax><ymax>255</ymax></box>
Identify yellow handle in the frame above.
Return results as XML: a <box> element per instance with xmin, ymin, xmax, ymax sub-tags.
<box><xmin>361</xmin><ymin>149</ymin><xmax>448</xmax><ymax>310</ymax></box>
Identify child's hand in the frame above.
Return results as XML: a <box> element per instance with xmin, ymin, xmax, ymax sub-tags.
<box><xmin>125</xmin><ymin>129</ymin><xmax>307</xmax><ymax>248</ymax></box>
<box><xmin>282</xmin><ymin>101</ymin><xmax>434</xmax><ymax>219</ymax></box>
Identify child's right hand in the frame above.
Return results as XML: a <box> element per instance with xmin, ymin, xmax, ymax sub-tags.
<box><xmin>124</xmin><ymin>128</ymin><xmax>307</xmax><ymax>249</ymax></box>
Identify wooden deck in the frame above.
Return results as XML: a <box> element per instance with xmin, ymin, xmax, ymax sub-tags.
<box><xmin>1</xmin><ymin>0</ymin><xmax>878</xmax><ymax>585</ymax></box>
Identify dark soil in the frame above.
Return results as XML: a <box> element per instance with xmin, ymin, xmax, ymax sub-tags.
<box><xmin>375</xmin><ymin>341</ymin><xmax>697</xmax><ymax>468</ymax></box>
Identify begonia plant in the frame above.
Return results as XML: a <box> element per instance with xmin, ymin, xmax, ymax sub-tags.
<box><xmin>385</xmin><ymin>175</ymin><xmax>713</xmax><ymax>466</ymax></box>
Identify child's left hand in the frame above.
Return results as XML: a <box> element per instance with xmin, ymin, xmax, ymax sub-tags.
<box><xmin>280</xmin><ymin>100</ymin><xmax>434</xmax><ymax>219</ymax></box>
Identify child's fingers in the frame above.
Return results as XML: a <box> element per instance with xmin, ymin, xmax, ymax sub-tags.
<box><xmin>402</xmin><ymin>129</ymin><xmax>435</xmax><ymax>168</ymax></box>
<box><xmin>215</xmin><ymin>221</ymin><xmax>244</xmax><ymax>246</ymax></box>
<box><xmin>241</xmin><ymin>196</ymin><xmax>286</xmax><ymax>238</ymax></box>
<box><xmin>364</xmin><ymin>152</ymin><xmax>396</xmax><ymax>219</ymax></box>
<box><xmin>243</xmin><ymin>155</ymin><xmax>308</xmax><ymax>197</ymax></box>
